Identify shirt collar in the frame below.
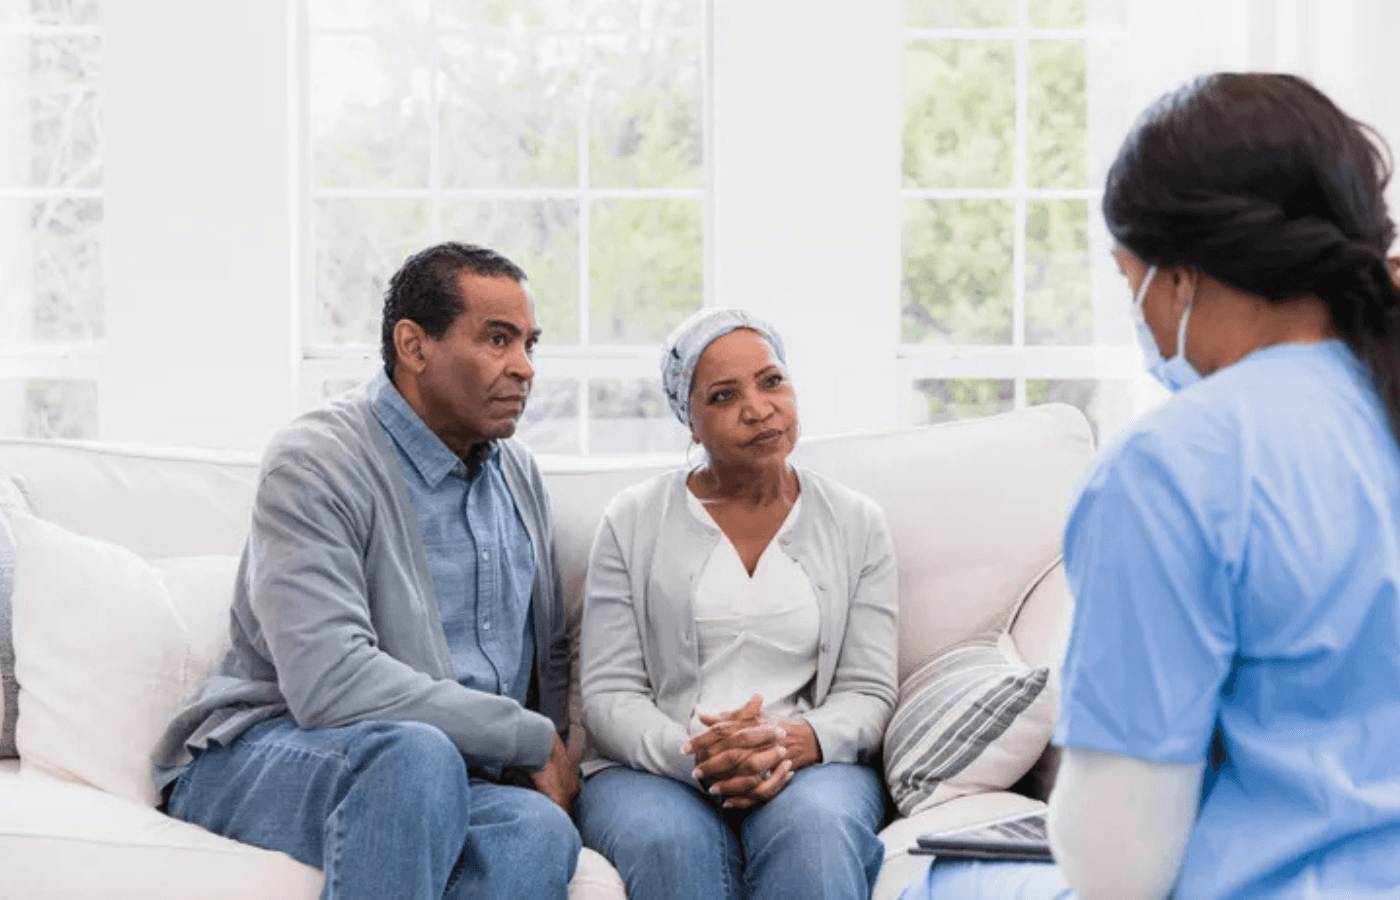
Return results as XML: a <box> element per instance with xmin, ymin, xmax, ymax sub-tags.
<box><xmin>370</xmin><ymin>368</ymin><xmax>498</xmax><ymax>487</ymax></box>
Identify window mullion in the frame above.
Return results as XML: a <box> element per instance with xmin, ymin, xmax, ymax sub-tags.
<box><xmin>577</xmin><ymin>32</ymin><xmax>594</xmax><ymax>453</ymax></box>
<box><xmin>427</xmin><ymin>15</ymin><xmax>443</xmax><ymax>241</ymax></box>
<box><xmin>1012</xmin><ymin>0</ymin><xmax>1030</xmax><ymax>409</ymax></box>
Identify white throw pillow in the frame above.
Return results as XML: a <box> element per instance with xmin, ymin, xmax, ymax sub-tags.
<box><xmin>8</xmin><ymin>509</ymin><xmax>238</xmax><ymax>806</ymax></box>
<box><xmin>883</xmin><ymin>631</ymin><xmax>1057</xmax><ymax>816</ymax></box>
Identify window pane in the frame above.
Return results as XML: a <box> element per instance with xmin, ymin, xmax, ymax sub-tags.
<box><xmin>311</xmin><ymin>33</ymin><xmax>431</xmax><ymax>189</ymax></box>
<box><xmin>9</xmin><ymin>0</ymin><xmax>99</xmax><ymax>26</ymax></box>
<box><xmin>904</xmin><ymin>40</ymin><xmax>1015</xmax><ymax>188</ymax></box>
<box><xmin>589</xmin><ymin>198</ymin><xmax>702</xmax><ymax>343</ymax></box>
<box><xmin>1027</xmin><ymin>40</ymin><xmax>1087</xmax><ymax>189</ymax></box>
<box><xmin>590</xmin><ymin>33</ymin><xmax>702</xmax><ymax>189</ymax></box>
<box><xmin>589</xmin><ymin>377</ymin><xmax>687</xmax><ymax>453</ymax></box>
<box><xmin>2</xmin><ymin>379</ymin><xmax>98</xmax><ymax>439</ymax></box>
<box><xmin>902</xmin><ymin>199</ymin><xmax>1013</xmax><ymax>344</ymax></box>
<box><xmin>434</xmin><ymin>0</ymin><xmax>584</xmax><ymax>29</ymax></box>
<box><xmin>313</xmin><ymin>199</ymin><xmax>430</xmax><ymax>344</ymax></box>
<box><xmin>1029</xmin><ymin>0</ymin><xmax>1086</xmax><ymax>27</ymax></box>
<box><xmin>26</xmin><ymin>197</ymin><xmax>103</xmax><ymax>342</ymax></box>
<box><xmin>906</xmin><ymin>0</ymin><xmax>1014</xmax><ymax>28</ymax></box>
<box><xmin>309</xmin><ymin>0</ymin><xmax>429</xmax><ymax>29</ymax></box>
<box><xmin>910</xmin><ymin>378</ymin><xmax>1013</xmax><ymax>425</ymax></box>
<box><xmin>1026</xmin><ymin>199</ymin><xmax>1090</xmax><ymax>345</ymax></box>
<box><xmin>517</xmin><ymin>376</ymin><xmax>580</xmax><ymax>454</ymax></box>
<box><xmin>441</xmin><ymin>200</ymin><xmax>579</xmax><ymax>343</ymax></box>
<box><xmin>26</xmin><ymin>36</ymin><xmax>102</xmax><ymax>189</ymax></box>
<box><xmin>587</xmin><ymin>0</ymin><xmax>702</xmax><ymax>29</ymax></box>
<box><xmin>439</xmin><ymin>32</ymin><xmax>582</xmax><ymax>189</ymax></box>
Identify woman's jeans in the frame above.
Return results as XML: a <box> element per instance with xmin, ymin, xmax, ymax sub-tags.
<box><xmin>577</xmin><ymin>762</ymin><xmax>886</xmax><ymax>900</ymax></box>
<box><xmin>897</xmin><ymin>859</ymin><xmax>1074</xmax><ymax>900</ymax></box>
<box><xmin>166</xmin><ymin>716</ymin><xmax>580</xmax><ymax>900</ymax></box>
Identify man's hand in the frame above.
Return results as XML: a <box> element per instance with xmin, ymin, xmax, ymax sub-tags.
<box><xmin>530</xmin><ymin>733</ymin><xmax>579</xmax><ymax>813</ymax></box>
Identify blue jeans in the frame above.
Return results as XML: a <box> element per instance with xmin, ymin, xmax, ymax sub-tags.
<box><xmin>577</xmin><ymin>762</ymin><xmax>885</xmax><ymax>900</ymax></box>
<box><xmin>167</xmin><ymin>716</ymin><xmax>580</xmax><ymax>900</ymax></box>
<box><xmin>898</xmin><ymin>859</ymin><xmax>1074</xmax><ymax>900</ymax></box>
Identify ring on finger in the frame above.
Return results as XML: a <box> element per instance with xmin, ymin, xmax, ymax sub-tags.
<box><xmin>760</xmin><ymin>769</ymin><xmax>772</xmax><ymax>780</ymax></box>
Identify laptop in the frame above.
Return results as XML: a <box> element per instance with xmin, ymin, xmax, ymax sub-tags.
<box><xmin>911</xmin><ymin>810</ymin><xmax>1053</xmax><ymax>862</ymax></box>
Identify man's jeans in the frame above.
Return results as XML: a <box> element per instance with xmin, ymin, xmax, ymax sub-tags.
<box><xmin>167</xmin><ymin>716</ymin><xmax>579</xmax><ymax>900</ymax></box>
<box><xmin>577</xmin><ymin>762</ymin><xmax>885</xmax><ymax>900</ymax></box>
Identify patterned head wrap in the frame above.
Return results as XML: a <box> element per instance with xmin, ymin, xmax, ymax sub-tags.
<box><xmin>660</xmin><ymin>307</ymin><xmax>787</xmax><ymax>426</ymax></box>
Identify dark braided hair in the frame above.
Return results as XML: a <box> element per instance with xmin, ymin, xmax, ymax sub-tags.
<box><xmin>1105</xmin><ymin>73</ymin><xmax>1400</xmax><ymax>444</ymax></box>
<box><xmin>381</xmin><ymin>242</ymin><xmax>527</xmax><ymax>377</ymax></box>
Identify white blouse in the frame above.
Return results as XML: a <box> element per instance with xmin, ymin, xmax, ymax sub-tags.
<box><xmin>685</xmin><ymin>489</ymin><xmax>821</xmax><ymax>731</ymax></box>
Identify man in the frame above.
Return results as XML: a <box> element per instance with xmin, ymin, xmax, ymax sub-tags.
<box><xmin>154</xmin><ymin>243</ymin><xmax>580</xmax><ymax>900</ymax></box>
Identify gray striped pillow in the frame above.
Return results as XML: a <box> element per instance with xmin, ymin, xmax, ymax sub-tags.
<box><xmin>1</xmin><ymin>475</ymin><xmax>34</xmax><ymax>759</ymax></box>
<box><xmin>884</xmin><ymin>631</ymin><xmax>1056</xmax><ymax>817</ymax></box>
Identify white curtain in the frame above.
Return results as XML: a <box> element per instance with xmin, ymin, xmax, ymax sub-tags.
<box><xmin>1084</xmin><ymin>0</ymin><xmax>1400</xmax><ymax>418</ymax></box>
<box><xmin>1092</xmin><ymin>0</ymin><xmax>1400</xmax><ymax>245</ymax></box>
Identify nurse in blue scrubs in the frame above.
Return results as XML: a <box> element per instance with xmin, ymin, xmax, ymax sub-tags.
<box><xmin>902</xmin><ymin>72</ymin><xmax>1400</xmax><ymax>900</ymax></box>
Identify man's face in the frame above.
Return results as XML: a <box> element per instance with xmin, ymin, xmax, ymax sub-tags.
<box><xmin>414</xmin><ymin>272</ymin><xmax>540</xmax><ymax>456</ymax></box>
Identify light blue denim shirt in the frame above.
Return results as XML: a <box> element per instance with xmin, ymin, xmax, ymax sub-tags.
<box><xmin>371</xmin><ymin>371</ymin><xmax>536</xmax><ymax>706</ymax></box>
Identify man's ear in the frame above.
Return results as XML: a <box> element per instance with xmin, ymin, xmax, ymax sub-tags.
<box><xmin>393</xmin><ymin>319</ymin><xmax>430</xmax><ymax>375</ymax></box>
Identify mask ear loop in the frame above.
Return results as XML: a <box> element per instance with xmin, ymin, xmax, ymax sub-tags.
<box><xmin>1134</xmin><ymin>265</ymin><xmax>1158</xmax><ymax>311</ymax></box>
<box><xmin>1172</xmin><ymin>288</ymin><xmax>1196</xmax><ymax>363</ymax></box>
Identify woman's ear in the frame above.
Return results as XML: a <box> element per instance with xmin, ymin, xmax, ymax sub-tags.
<box><xmin>1168</xmin><ymin>265</ymin><xmax>1200</xmax><ymax>313</ymax></box>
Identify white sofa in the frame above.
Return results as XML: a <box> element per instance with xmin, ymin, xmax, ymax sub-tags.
<box><xmin>0</xmin><ymin>403</ymin><xmax>1094</xmax><ymax>900</ymax></box>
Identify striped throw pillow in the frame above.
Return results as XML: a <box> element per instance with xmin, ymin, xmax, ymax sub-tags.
<box><xmin>1</xmin><ymin>475</ymin><xmax>34</xmax><ymax>759</ymax></box>
<box><xmin>884</xmin><ymin>631</ymin><xmax>1056</xmax><ymax>816</ymax></box>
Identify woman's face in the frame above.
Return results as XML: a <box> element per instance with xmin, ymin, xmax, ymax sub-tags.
<box><xmin>688</xmin><ymin>328</ymin><xmax>799</xmax><ymax>467</ymax></box>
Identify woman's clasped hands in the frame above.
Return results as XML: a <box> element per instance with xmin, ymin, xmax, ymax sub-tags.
<box><xmin>681</xmin><ymin>694</ymin><xmax>822</xmax><ymax>809</ymax></box>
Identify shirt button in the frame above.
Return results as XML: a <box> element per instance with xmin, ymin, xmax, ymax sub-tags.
<box><xmin>482</xmin><ymin>551</ymin><xmax>491</xmax><ymax>561</ymax></box>
<box><xmin>484</xmin><ymin>621</ymin><xmax>492</xmax><ymax>631</ymax></box>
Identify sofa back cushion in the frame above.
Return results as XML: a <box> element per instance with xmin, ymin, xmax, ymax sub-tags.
<box><xmin>789</xmin><ymin>404</ymin><xmax>1094</xmax><ymax>677</ymax></box>
<box><xmin>0</xmin><ymin>440</ymin><xmax>259</xmax><ymax>559</ymax></box>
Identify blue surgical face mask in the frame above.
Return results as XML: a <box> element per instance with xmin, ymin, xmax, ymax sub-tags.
<box><xmin>1131</xmin><ymin>264</ymin><xmax>1201</xmax><ymax>392</ymax></box>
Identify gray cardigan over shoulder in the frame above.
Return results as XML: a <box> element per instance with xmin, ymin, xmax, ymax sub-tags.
<box><xmin>580</xmin><ymin>466</ymin><xmax>899</xmax><ymax>785</ymax></box>
<box><xmin>153</xmin><ymin>382</ymin><xmax>569</xmax><ymax>789</ymax></box>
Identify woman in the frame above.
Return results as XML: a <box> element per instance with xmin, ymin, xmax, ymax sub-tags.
<box><xmin>902</xmin><ymin>72</ymin><xmax>1400</xmax><ymax>900</ymax></box>
<box><xmin>577</xmin><ymin>308</ymin><xmax>898</xmax><ymax>900</ymax></box>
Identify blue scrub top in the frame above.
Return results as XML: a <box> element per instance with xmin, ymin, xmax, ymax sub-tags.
<box><xmin>1055</xmin><ymin>340</ymin><xmax>1400</xmax><ymax>899</ymax></box>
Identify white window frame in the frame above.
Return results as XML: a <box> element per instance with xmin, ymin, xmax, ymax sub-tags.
<box><xmin>297</xmin><ymin>3</ymin><xmax>712</xmax><ymax>454</ymax></box>
<box><xmin>898</xmin><ymin>4</ymin><xmax>1142</xmax><ymax>439</ymax></box>
<box><xmin>0</xmin><ymin>14</ymin><xmax>103</xmax><ymax>436</ymax></box>
<box><xmin>32</xmin><ymin>0</ymin><xmax>1391</xmax><ymax>453</ymax></box>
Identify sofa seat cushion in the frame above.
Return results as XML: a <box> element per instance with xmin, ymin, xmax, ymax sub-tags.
<box><xmin>0</xmin><ymin>767</ymin><xmax>322</xmax><ymax>899</ymax></box>
<box><xmin>0</xmin><ymin>766</ymin><xmax>625</xmax><ymax>900</ymax></box>
<box><xmin>872</xmin><ymin>790</ymin><xmax>1048</xmax><ymax>900</ymax></box>
<box><xmin>884</xmin><ymin>631</ymin><xmax>1056</xmax><ymax>817</ymax></box>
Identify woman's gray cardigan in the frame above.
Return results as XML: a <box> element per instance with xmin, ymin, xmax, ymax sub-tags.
<box><xmin>580</xmin><ymin>466</ymin><xmax>899</xmax><ymax>785</ymax></box>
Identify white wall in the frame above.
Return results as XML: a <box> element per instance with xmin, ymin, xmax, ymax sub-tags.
<box><xmin>710</xmin><ymin>0</ymin><xmax>903</xmax><ymax>438</ymax></box>
<box><xmin>100</xmin><ymin>0</ymin><xmax>299</xmax><ymax>450</ymax></box>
